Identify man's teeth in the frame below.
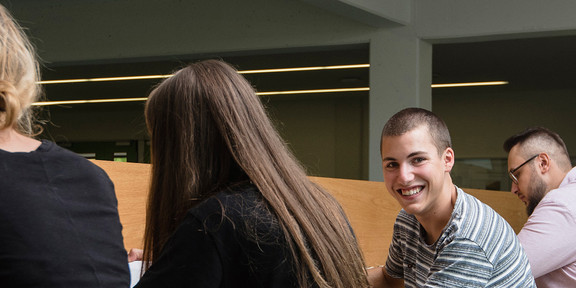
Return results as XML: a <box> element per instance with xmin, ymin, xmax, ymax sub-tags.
<box><xmin>401</xmin><ymin>187</ymin><xmax>422</xmax><ymax>196</ymax></box>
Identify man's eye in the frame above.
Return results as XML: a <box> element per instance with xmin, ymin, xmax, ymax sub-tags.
<box><xmin>412</xmin><ymin>157</ymin><xmax>426</xmax><ymax>164</ymax></box>
<box><xmin>385</xmin><ymin>162</ymin><xmax>398</xmax><ymax>169</ymax></box>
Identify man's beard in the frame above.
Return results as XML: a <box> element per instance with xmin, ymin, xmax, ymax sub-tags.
<box><xmin>526</xmin><ymin>175</ymin><xmax>548</xmax><ymax>216</ymax></box>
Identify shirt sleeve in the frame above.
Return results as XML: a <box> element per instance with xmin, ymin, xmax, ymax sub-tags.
<box><xmin>425</xmin><ymin>239</ymin><xmax>492</xmax><ymax>287</ymax></box>
<box><xmin>385</xmin><ymin>224</ymin><xmax>405</xmax><ymax>278</ymax></box>
<box><xmin>518</xmin><ymin>197</ymin><xmax>576</xmax><ymax>278</ymax></box>
<box><xmin>134</xmin><ymin>214</ymin><xmax>223</xmax><ymax>288</ymax></box>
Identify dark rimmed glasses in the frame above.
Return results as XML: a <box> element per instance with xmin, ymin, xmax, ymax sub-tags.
<box><xmin>508</xmin><ymin>154</ymin><xmax>539</xmax><ymax>184</ymax></box>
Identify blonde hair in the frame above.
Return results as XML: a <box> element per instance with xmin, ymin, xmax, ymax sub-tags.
<box><xmin>0</xmin><ymin>4</ymin><xmax>41</xmax><ymax>135</ymax></box>
<box><xmin>143</xmin><ymin>60</ymin><xmax>369</xmax><ymax>287</ymax></box>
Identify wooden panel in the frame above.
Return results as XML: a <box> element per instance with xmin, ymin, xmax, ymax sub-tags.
<box><xmin>91</xmin><ymin>160</ymin><xmax>150</xmax><ymax>250</ymax></box>
<box><xmin>91</xmin><ymin>161</ymin><xmax>527</xmax><ymax>267</ymax></box>
<box><xmin>310</xmin><ymin>176</ymin><xmax>400</xmax><ymax>266</ymax></box>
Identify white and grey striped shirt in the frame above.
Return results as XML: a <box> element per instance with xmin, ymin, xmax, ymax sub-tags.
<box><xmin>386</xmin><ymin>187</ymin><xmax>536</xmax><ymax>287</ymax></box>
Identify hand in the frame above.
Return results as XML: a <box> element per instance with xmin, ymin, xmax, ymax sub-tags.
<box><xmin>367</xmin><ymin>265</ymin><xmax>404</xmax><ymax>288</ymax></box>
<box><xmin>127</xmin><ymin>248</ymin><xmax>143</xmax><ymax>262</ymax></box>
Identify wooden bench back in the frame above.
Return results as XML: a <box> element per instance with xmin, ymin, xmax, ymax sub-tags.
<box><xmin>92</xmin><ymin>160</ymin><xmax>527</xmax><ymax>266</ymax></box>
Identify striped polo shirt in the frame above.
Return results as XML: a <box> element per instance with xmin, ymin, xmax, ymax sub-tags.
<box><xmin>386</xmin><ymin>187</ymin><xmax>536</xmax><ymax>287</ymax></box>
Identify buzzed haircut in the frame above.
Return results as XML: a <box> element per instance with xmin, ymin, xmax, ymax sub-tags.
<box><xmin>381</xmin><ymin>107</ymin><xmax>452</xmax><ymax>155</ymax></box>
<box><xmin>504</xmin><ymin>126</ymin><xmax>572</xmax><ymax>170</ymax></box>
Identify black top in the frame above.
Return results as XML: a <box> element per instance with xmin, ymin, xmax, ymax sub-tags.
<box><xmin>0</xmin><ymin>140</ymin><xmax>130</xmax><ymax>287</ymax></box>
<box><xmin>135</xmin><ymin>183</ymin><xmax>304</xmax><ymax>288</ymax></box>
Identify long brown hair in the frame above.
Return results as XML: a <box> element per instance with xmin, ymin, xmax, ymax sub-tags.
<box><xmin>0</xmin><ymin>4</ymin><xmax>41</xmax><ymax>135</ymax></box>
<box><xmin>143</xmin><ymin>59</ymin><xmax>368</xmax><ymax>287</ymax></box>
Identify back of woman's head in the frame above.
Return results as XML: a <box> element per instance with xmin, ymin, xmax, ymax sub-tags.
<box><xmin>0</xmin><ymin>5</ymin><xmax>41</xmax><ymax>135</ymax></box>
<box><xmin>144</xmin><ymin>60</ymin><xmax>271</xmax><ymax>268</ymax></box>
<box><xmin>145</xmin><ymin>60</ymin><xmax>249</xmax><ymax>201</ymax></box>
<box><xmin>144</xmin><ymin>59</ymin><xmax>368</xmax><ymax>287</ymax></box>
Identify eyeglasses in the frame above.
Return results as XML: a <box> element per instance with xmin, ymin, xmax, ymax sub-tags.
<box><xmin>508</xmin><ymin>154</ymin><xmax>539</xmax><ymax>184</ymax></box>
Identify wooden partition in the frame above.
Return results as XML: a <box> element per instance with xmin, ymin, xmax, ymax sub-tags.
<box><xmin>92</xmin><ymin>160</ymin><xmax>527</xmax><ymax>267</ymax></box>
<box><xmin>92</xmin><ymin>160</ymin><xmax>150</xmax><ymax>252</ymax></box>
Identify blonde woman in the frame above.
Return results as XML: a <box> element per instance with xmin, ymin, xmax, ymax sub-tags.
<box><xmin>0</xmin><ymin>5</ymin><xmax>129</xmax><ymax>287</ymax></box>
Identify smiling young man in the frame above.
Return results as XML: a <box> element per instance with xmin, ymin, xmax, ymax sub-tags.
<box><xmin>504</xmin><ymin>127</ymin><xmax>576</xmax><ymax>287</ymax></box>
<box><xmin>367</xmin><ymin>108</ymin><xmax>535</xmax><ymax>288</ymax></box>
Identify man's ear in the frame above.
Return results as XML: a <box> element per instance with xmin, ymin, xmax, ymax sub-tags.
<box><xmin>537</xmin><ymin>153</ymin><xmax>551</xmax><ymax>174</ymax></box>
<box><xmin>444</xmin><ymin>147</ymin><xmax>455</xmax><ymax>172</ymax></box>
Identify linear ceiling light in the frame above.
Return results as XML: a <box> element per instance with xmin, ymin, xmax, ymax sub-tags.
<box><xmin>431</xmin><ymin>81</ymin><xmax>509</xmax><ymax>88</ymax></box>
<box><xmin>238</xmin><ymin>64</ymin><xmax>370</xmax><ymax>74</ymax></box>
<box><xmin>32</xmin><ymin>97</ymin><xmax>148</xmax><ymax>106</ymax></box>
<box><xmin>257</xmin><ymin>87</ymin><xmax>369</xmax><ymax>96</ymax></box>
<box><xmin>37</xmin><ymin>64</ymin><xmax>370</xmax><ymax>85</ymax></box>
<box><xmin>38</xmin><ymin>75</ymin><xmax>173</xmax><ymax>85</ymax></box>
<box><xmin>31</xmin><ymin>87</ymin><xmax>370</xmax><ymax>106</ymax></box>
<box><xmin>31</xmin><ymin>80</ymin><xmax>510</xmax><ymax>106</ymax></box>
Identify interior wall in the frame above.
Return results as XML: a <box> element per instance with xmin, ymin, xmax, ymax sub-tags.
<box><xmin>42</xmin><ymin>103</ymin><xmax>148</xmax><ymax>143</ymax></box>
<box><xmin>433</xmin><ymin>88</ymin><xmax>576</xmax><ymax>159</ymax></box>
<box><xmin>42</xmin><ymin>93</ymin><xmax>369</xmax><ymax>180</ymax></box>
<box><xmin>37</xmin><ymin>45</ymin><xmax>371</xmax><ymax>180</ymax></box>
<box><xmin>434</xmin><ymin>87</ymin><xmax>576</xmax><ymax>191</ymax></box>
<box><xmin>268</xmin><ymin>94</ymin><xmax>369</xmax><ymax>179</ymax></box>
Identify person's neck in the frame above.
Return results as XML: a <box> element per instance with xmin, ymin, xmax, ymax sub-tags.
<box><xmin>417</xmin><ymin>182</ymin><xmax>458</xmax><ymax>245</ymax></box>
<box><xmin>546</xmin><ymin>165</ymin><xmax>571</xmax><ymax>194</ymax></box>
<box><xmin>0</xmin><ymin>128</ymin><xmax>41</xmax><ymax>152</ymax></box>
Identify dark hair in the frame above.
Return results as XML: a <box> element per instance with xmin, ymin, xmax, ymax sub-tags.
<box><xmin>380</xmin><ymin>107</ymin><xmax>451</xmax><ymax>155</ymax></box>
<box><xmin>0</xmin><ymin>4</ymin><xmax>42</xmax><ymax>135</ymax></box>
<box><xmin>504</xmin><ymin>126</ymin><xmax>571</xmax><ymax>170</ymax></box>
<box><xmin>143</xmin><ymin>59</ymin><xmax>368</xmax><ymax>288</ymax></box>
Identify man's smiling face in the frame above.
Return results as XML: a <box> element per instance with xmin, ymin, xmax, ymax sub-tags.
<box><xmin>381</xmin><ymin>126</ymin><xmax>453</xmax><ymax>218</ymax></box>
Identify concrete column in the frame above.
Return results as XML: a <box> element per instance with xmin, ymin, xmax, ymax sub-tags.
<box><xmin>368</xmin><ymin>27</ymin><xmax>432</xmax><ymax>180</ymax></box>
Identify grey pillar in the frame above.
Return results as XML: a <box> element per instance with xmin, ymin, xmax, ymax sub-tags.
<box><xmin>368</xmin><ymin>28</ymin><xmax>432</xmax><ymax>181</ymax></box>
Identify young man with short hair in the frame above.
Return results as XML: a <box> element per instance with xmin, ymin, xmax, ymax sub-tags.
<box><xmin>368</xmin><ymin>108</ymin><xmax>535</xmax><ymax>288</ymax></box>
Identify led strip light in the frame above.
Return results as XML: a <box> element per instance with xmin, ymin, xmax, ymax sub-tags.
<box><xmin>32</xmin><ymin>63</ymin><xmax>507</xmax><ymax>106</ymax></box>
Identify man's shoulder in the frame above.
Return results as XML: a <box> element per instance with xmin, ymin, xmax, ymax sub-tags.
<box><xmin>533</xmin><ymin>185</ymin><xmax>576</xmax><ymax>221</ymax></box>
<box><xmin>391</xmin><ymin>210</ymin><xmax>421</xmax><ymax>241</ymax></box>
<box><xmin>544</xmin><ymin>182</ymin><xmax>576</xmax><ymax>204</ymax></box>
<box><xmin>459</xmin><ymin>189</ymin><xmax>506</xmax><ymax>222</ymax></box>
<box><xmin>394</xmin><ymin>209</ymin><xmax>419</xmax><ymax>227</ymax></box>
<box><xmin>457</xmin><ymin>190</ymin><xmax>516</xmax><ymax>242</ymax></box>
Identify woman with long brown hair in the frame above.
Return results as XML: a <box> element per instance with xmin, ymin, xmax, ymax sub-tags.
<box><xmin>135</xmin><ymin>59</ymin><xmax>368</xmax><ymax>287</ymax></box>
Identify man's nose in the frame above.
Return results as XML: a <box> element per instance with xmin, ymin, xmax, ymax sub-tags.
<box><xmin>398</xmin><ymin>164</ymin><xmax>414</xmax><ymax>184</ymax></box>
<box><xmin>510</xmin><ymin>182</ymin><xmax>519</xmax><ymax>195</ymax></box>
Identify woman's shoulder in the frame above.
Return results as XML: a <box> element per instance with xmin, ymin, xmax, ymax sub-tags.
<box><xmin>190</xmin><ymin>183</ymin><xmax>279</xmax><ymax>236</ymax></box>
<box><xmin>194</xmin><ymin>183</ymin><xmax>263</xmax><ymax>217</ymax></box>
<box><xmin>37</xmin><ymin>140</ymin><xmax>113</xmax><ymax>183</ymax></box>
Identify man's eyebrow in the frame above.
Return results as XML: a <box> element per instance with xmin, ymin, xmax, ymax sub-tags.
<box><xmin>408</xmin><ymin>151</ymin><xmax>428</xmax><ymax>158</ymax></box>
<box><xmin>382</xmin><ymin>151</ymin><xmax>428</xmax><ymax>161</ymax></box>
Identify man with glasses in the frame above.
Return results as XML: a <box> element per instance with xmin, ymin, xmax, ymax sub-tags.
<box><xmin>504</xmin><ymin>127</ymin><xmax>576</xmax><ymax>287</ymax></box>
